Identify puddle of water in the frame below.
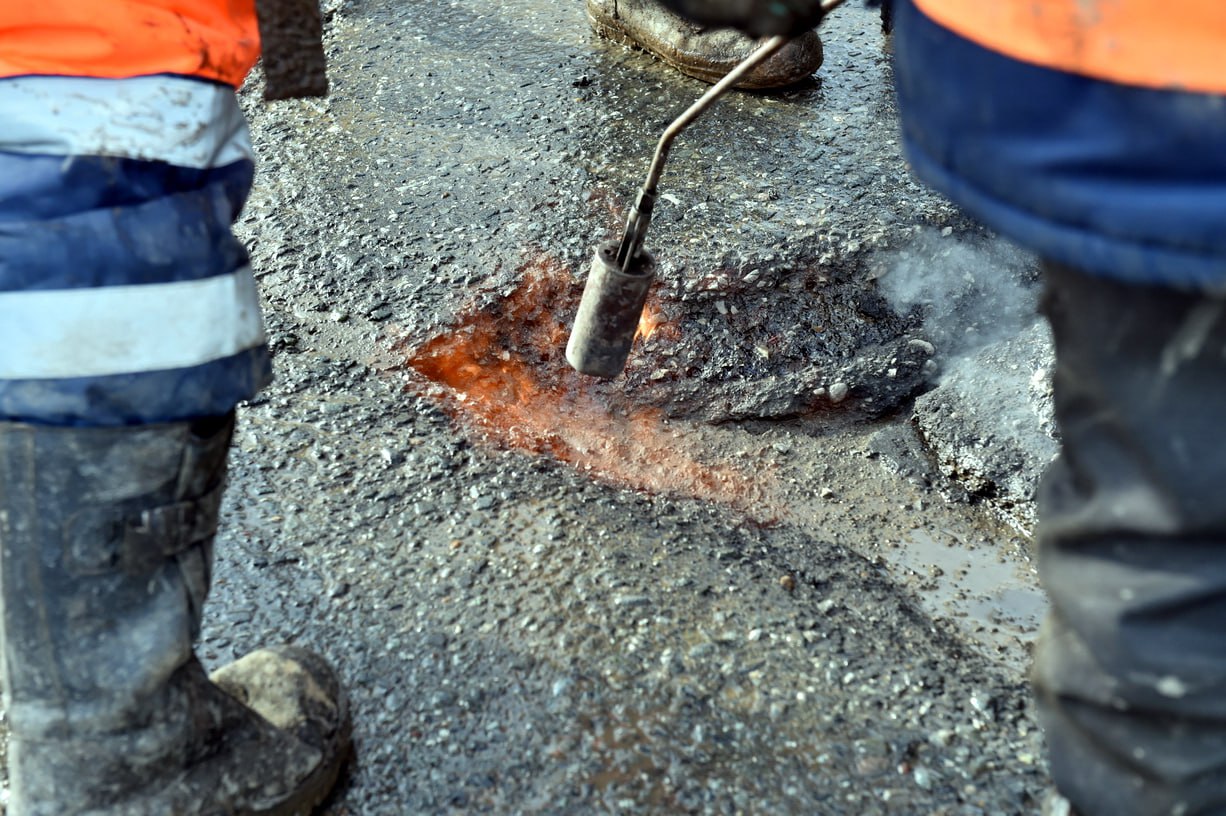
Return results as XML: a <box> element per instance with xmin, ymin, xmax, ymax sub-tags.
<box><xmin>883</xmin><ymin>527</ymin><xmax>1045</xmax><ymax>668</ymax></box>
<box><xmin>579</xmin><ymin>705</ymin><xmax>677</xmax><ymax>803</ymax></box>
<box><xmin>574</xmin><ymin>701</ymin><xmax>832</xmax><ymax>805</ymax></box>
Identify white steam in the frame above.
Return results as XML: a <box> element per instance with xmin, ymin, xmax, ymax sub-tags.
<box><xmin>873</xmin><ymin>228</ymin><xmax>1059</xmax><ymax>522</ymax></box>
<box><xmin>873</xmin><ymin>228</ymin><xmax>1041</xmax><ymax>356</ymax></box>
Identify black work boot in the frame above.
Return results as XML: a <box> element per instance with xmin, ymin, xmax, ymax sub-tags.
<box><xmin>0</xmin><ymin>415</ymin><xmax>352</xmax><ymax>815</ymax></box>
<box><xmin>586</xmin><ymin>0</ymin><xmax>824</xmax><ymax>89</ymax></box>
<box><xmin>1032</xmin><ymin>262</ymin><xmax>1226</xmax><ymax>815</ymax></box>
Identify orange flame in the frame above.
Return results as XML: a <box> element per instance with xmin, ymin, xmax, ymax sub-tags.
<box><xmin>635</xmin><ymin>302</ymin><xmax>664</xmax><ymax>342</ymax></box>
<box><xmin>399</xmin><ymin>253</ymin><xmax>779</xmax><ymax>517</ymax></box>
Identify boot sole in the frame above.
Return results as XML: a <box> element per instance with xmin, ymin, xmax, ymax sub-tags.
<box><xmin>586</xmin><ymin>6</ymin><xmax>821</xmax><ymax>89</ymax></box>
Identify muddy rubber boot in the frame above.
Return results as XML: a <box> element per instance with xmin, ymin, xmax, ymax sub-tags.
<box><xmin>586</xmin><ymin>0</ymin><xmax>824</xmax><ymax>89</ymax></box>
<box><xmin>0</xmin><ymin>415</ymin><xmax>352</xmax><ymax>816</ymax></box>
<box><xmin>1032</xmin><ymin>262</ymin><xmax>1226</xmax><ymax>815</ymax></box>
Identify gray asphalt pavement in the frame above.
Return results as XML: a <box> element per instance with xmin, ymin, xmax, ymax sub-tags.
<box><xmin>6</xmin><ymin>0</ymin><xmax>1064</xmax><ymax>813</ymax></box>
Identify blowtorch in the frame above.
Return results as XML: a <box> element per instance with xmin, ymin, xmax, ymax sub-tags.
<box><xmin>565</xmin><ymin>0</ymin><xmax>846</xmax><ymax>379</ymax></box>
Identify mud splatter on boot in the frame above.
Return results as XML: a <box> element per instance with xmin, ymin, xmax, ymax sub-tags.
<box><xmin>0</xmin><ymin>416</ymin><xmax>352</xmax><ymax>815</ymax></box>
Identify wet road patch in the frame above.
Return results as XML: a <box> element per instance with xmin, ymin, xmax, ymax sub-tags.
<box><xmin>396</xmin><ymin>254</ymin><xmax>778</xmax><ymax>515</ymax></box>
<box><xmin>395</xmin><ymin>248</ymin><xmax>936</xmax><ymax>508</ymax></box>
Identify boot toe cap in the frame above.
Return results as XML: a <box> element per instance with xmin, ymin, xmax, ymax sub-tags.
<box><xmin>211</xmin><ymin>645</ymin><xmax>351</xmax><ymax>754</ymax></box>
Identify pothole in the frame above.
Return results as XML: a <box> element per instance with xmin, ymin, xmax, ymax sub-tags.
<box><xmin>394</xmin><ymin>253</ymin><xmax>779</xmax><ymax>517</ymax></box>
<box><xmin>391</xmin><ymin>250</ymin><xmax>1044</xmax><ymax>664</ymax></box>
<box><xmin>390</xmin><ymin>249</ymin><xmax>947</xmax><ymax>513</ymax></box>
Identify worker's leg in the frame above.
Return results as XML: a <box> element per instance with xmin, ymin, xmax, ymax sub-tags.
<box><xmin>0</xmin><ymin>416</ymin><xmax>351</xmax><ymax>815</ymax></box>
<box><xmin>1034</xmin><ymin>261</ymin><xmax>1226</xmax><ymax>815</ymax></box>
<box><xmin>585</xmin><ymin>0</ymin><xmax>823</xmax><ymax>89</ymax></box>
<box><xmin>0</xmin><ymin>74</ymin><xmax>350</xmax><ymax>814</ymax></box>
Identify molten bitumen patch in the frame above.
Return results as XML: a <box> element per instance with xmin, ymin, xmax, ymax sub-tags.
<box><xmin>398</xmin><ymin>261</ymin><xmax>1046</xmax><ymax>663</ymax></box>
<box><xmin>399</xmin><ymin>255</ymin><xmax>778</xmax><ymax>515</ymax></box>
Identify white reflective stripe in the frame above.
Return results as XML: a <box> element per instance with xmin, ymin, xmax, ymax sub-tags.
<box><xmin>0</xmin><ymin>75</ymin><xmax>253</xmax><ymax>168</ymax></box>
<box><xmin>0</xmin><ymin>268</ymin><xmax>266</xmax><ymax>380</ymax></box>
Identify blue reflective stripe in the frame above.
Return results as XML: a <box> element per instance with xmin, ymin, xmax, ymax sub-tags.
<box><xmin>0</xmin><ymin>348</ymin><xmax>272</xmax><ymax>427</ymax></box>
<box><xmin>894</xmin><ymin>0</ymin><xmax>1226</xmax><ymax>290</ymax></box>
<box><xmin>0</xmin><ymin>153</ymin><xmax>253</xmax><ymax>291</ymax></box>
<box><xmin>0</xmin><ymin>152</ymin><xmax>253</xmax><ymax>223</ymax></box>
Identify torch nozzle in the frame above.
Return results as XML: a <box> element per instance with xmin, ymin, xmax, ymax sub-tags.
<box><xmin>567</xmin><ymin>33</ymin><xmax>800</xmax><ymax>378</ymax></box>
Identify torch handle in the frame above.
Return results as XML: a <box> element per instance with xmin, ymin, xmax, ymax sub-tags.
<box><xmin>614</xmin><ymin>0</ymin><xmax>849</xmax><ymax>271</ymax></box>
<box><xmin>615</xmin><ymin>33</ymin><xmax>790</xmax><ymax>271</ymax></box>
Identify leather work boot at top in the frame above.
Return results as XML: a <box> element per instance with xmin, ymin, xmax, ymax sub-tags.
<box><xmin>587</xmin><ymin>0</ymin><xmax>824</xmax><ymax>89</ymax></box>
<box><xmin>0</xmin><ymin>415</ymin><xmax>352</xmax><ymax>815</ymax></box>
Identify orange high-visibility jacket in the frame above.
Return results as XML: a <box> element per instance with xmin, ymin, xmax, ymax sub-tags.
<box><xmin>893</xmin><ymin>0</ymin><xmax>1226</xmax><ymax>290</ymax></box>
<box><xmin>0</xmin><ymin>0</ymin><xmax>260</xmax><ymax>86</ymax></box>
<box><xmin>913</xmin><ymin>0</ymin><xmax>1226</xmax><ymax>95</ymax></box>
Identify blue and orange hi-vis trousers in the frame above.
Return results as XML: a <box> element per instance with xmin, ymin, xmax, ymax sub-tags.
<box><xmin>0</xmin><ymin>1</ymin><xmax>270</xmax><ymax>426</ymax></box>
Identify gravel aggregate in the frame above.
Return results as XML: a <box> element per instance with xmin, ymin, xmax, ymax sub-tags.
<box><xmin>0</xmin><ymin>1</ymin><xmax>1061</xmax><ymax>813</ymax></box>
<box><xmin>207</xmin><ymin>355</ymin><xmax>1051</xmax><ymax>813</ymax></box>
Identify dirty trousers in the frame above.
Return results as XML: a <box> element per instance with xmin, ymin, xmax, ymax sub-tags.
<box><xmin>1033</xmin><ymin>262</ymin><xmax>1226</xmax><ymax>815</ymax></box>
<box><xmin>0</xmin><ymin>74</ymin><xmax>268</xmax><ymax>426</ymax></box>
